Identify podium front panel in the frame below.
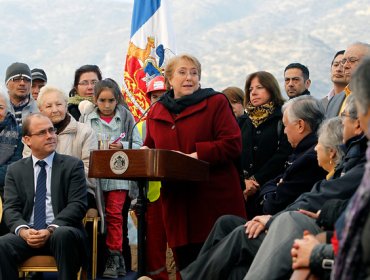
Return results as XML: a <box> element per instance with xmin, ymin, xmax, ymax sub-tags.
<box><xmin>89</xmin><ymin>149</ymin><xmax>209</xmax><ymax>182</ymax></box>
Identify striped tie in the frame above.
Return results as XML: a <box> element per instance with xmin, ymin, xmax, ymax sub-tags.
<box><xmin>34</xmin><ymin>160</ymin><xmax>47</xmax><ymax>230</ymax></box>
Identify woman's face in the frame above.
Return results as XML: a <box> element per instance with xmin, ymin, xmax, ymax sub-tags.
<box><xmin>39</xmin><ymin>91</ymin><xmax>67</xmax><ymax>124</ymax></box>
<box><xmin>249</xmin><ymin>77</ymin><xmax>271</xmax><ymax>107</ymax></box>
<box><xmin>0</xmin><ymin>97</ymin><xmax>7</xmax><ymax>122</ymax></box>
<box><xmin>314</xmin><ymin>142</ymin><xmax>333</xmax><ymax>172</ymax></box>
<box><xmin>95</xmin><ymin>89</ymin><xmax>118</xmax><ymax>117</ymax></box>
<box><xmin>230</xmin><ymin>101</ymin><xmax>245</xmax><ymax>118</ymax></box>
<box><xmin>76</xmin><ymin>71</ymin><xmax>99</xmax><ymax>98</ymax></box>
<box><xmin>169</xmin><ymin>59</ymin><xmax>200</xmax><ymax>99</ymax></box>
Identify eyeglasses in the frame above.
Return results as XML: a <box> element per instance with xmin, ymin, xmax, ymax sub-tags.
<box><xmin>28</xmin><ymin>127</ymin><xmax>57</xmax><ymax>137</ymax></box>
<box><xmin>78</xmin><ymin>80</ymin><xmax>98</xmax><ymax>86</ymax></box>
<box><xmin>11</xmin><ymin>76</ymin><xmax>31</xmax><ymax>83</ymax></box>
<box><xmin>340</xmin><ymin>111</ymin><xmax>357</xmax><ymax>119</ymax></box>
<box><xmin>340</xmin><ymin>57</ymin><xmax>360</xmax><ymax>65</ymax></box>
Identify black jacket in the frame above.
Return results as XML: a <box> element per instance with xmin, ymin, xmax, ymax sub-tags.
<box><xmin>239</xmin><ymin>106</ymin><xmax>292</xmax><ymax>186</ymax></box>
<box><xmin>238</xmin><ymin>107</ymin><xmax>292</xmax><ymax>218</ymax></box>
<box><xmin>259</xmin><ymin>133</ymin><xmax>327</xmax><ymax>215</ymax></box>
<box><xmin>267</xmin><ymin>134</ymin><xmax>368</xmax><ymax>229</ymax></box>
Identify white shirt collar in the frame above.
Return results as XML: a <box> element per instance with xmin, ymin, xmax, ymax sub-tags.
<box><xmin>31</xmin><ymin>152</ymin><xmax>55</xmax><ymax>168</ymax></box>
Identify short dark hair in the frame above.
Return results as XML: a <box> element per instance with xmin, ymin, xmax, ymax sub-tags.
<box><xmin>331</xmin><ymin>50</ymin><xmax>345</xmax><ymax>66</ymax></box>
<box><xmin>284</xmin><ymin>63</ymin><xmax>310</xmax><ymax>81</ymax></box>
<box><xmin>69</xmin><ymin>65</ymin><xmax>102</xmax><ymax>97</ymax></box>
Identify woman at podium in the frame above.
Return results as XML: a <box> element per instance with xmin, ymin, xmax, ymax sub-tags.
<box><xmin>143</xmin><ymin>54</ymin><xmax>246</xmax><ymax>271</ymax></box>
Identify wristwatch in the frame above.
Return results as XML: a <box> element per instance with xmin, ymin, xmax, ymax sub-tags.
<box><xmin>47</xmin><ymin>226</ymin><xmax>56</xmax><ymax>235</ymax></box>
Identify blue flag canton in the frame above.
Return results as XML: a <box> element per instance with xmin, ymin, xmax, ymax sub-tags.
<box><xmin>131</xmin><ymin>0</ymin><xmax>161</xmax><ymax>37</ymax></box>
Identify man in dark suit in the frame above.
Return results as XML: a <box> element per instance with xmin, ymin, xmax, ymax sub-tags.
<box><xmin>0</xmin><ymin>113</ymin><xmax>87</xmax><ymax>280</ymax></box>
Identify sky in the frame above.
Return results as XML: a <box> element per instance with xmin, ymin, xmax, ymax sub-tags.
<box><xmin>0</xmin><ymin>0</ymin><xmax>369</xmax><ymax>98</ymax></box>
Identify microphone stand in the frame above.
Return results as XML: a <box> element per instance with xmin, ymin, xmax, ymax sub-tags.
<box><xmin>127</xmin><ymin>97</ymin><xmax>162</xmax><ymax>277</ymax></box>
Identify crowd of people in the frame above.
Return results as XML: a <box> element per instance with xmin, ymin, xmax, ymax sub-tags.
<box><xmin>0</xmin><ymin>40</ymin><xmax>369</xmax><ymax>280</ymax></box>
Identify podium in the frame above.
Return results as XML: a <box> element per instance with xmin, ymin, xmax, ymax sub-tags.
<box><xmin>88</xmin><ymin>149</ymin><xmax>209</xmax><ymax>277</ymax></box>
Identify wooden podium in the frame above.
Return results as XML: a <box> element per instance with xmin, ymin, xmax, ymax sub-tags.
<box><xmin>88</xmin><ymin>149</ymin><xmax>209</xmax><ymax>277</ymax></box>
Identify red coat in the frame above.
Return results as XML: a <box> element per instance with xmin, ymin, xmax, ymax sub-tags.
<box><xmin>144</xmin><ymin>92</ymin><xmax>246</xmax><ymax>248</ymax></box>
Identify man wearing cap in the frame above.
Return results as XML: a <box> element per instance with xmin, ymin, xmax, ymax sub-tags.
<box><xmin>31</xmin><ymin>68</ymin><xmax>47</xmax><ymax>100</ymax></box>
<box><xmin>5</xmin><ymin>62</ymin><xmax>39</xmax><ymax>126</ymax></box>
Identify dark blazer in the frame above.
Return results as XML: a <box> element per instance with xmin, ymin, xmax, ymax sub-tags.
<box><xmin>3</xmin><ymin>152</ymin><xmax>87</xmax><ymax>233</ymax></box>
<box><xmin>258</xmin><ymin>133</ymin><xmax>327</xmax><ymax>215</ymax></box>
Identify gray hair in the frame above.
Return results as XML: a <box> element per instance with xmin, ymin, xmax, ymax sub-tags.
<box><xmin>344</xmin><ymin>94</ymin><xmax>358</xmax><ymax>119</ymax></box>
<box><xmin>317</xmin><ymin>117</ymin><xmax>344</xmax><ymax>165</ymax></box>
<box><xmin>0</xmin><ymin>91</ymin><xmax>10</xmax><ymax>113</ymax></box>
<box><xmin>349</xmin><ymin>42</ymin><xmax>370</xmax><ymax>56</ymax></box>
<box><xmin>282</xmin><ymin>95</ymin><xmax>326</xmax><ymax>132</ymax></box>
<box><xmin>37</xmin><ymin>85</ymin><xmax>68</xmax><ymax>108</ymax></box>
<box><xmin>351</xmin><ymin>56</ymin><xmax>370</xmax><ymax>115</ymax></box>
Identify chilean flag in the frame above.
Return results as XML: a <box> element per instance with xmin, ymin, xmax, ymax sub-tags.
<box><xmin>122</xmin><ymin>0</ymin><xmax>176</xmax><ymax>120</ymax></box>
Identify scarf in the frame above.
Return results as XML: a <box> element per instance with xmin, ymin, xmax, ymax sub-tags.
<box><xmin>246</xmin><ymin>101</ymin><xmax>275</xmax><ymax>128</ymax></box>
<box><xmin>10</xmin><ymin>95</ymin><xmax>30</xmax><ymax>111</ymax></box>
<box><xmin>159</xmin><ymin>88</ymin><xmax>219</xmax><ymax>114</ymax></box>
<box><xmin>333</xmin><ymin>144</ymin><xmax>370</xmax><ymax>279</ymax></box>
<box><xmin>68</xmin><ymin>95</ymin><xmax>94</xmax><ymax>106</ymax></box>
<box><xmin>54</xmin><ymin>113</ymin><xmax>71</xmax><ymax>134</ymax></box>
<box><xmin>0</xmin><ymin>112</ymin><xmax>20</xmax><ymax>164</ymax></box>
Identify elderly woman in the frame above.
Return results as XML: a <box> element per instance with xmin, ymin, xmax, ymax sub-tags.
<box><xmin>239</xmin><ymin>71</ymin><xmax>292</xmax><ymax>218</ymax></box>
<box><xmin>0</xmin><ymin>92</ymin><xmax>23</xmax><ymax>199</ymax></box>
<box><xmin>24</xmin><ymin>86</ymin><xmax>100</xmax><ymax>213</ymax></box>
<box><xmin>143</xmin><ymin>54</ymin><xmax>246</xmax><ymax>269</ymax></box>
<box><xmin>68</xmin><ymin>64</ymin><xmax>102</xmax><ymax>121</ymax></box>
<box><xmin>285</xmin><ymin>96</ymin><xmax>368</xmax><ymax>280</ymax></box>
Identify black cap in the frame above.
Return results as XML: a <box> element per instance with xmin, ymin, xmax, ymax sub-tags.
<box><xmin>31</xmin><ymin>68</ymin><xmax>47</xmax><ymax>82</ymax></box>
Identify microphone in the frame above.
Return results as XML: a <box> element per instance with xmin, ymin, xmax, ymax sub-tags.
<box><xmin>128</xmin><ymin>96</ymin><xmax>163</xmax><ymax>149</ymax></box>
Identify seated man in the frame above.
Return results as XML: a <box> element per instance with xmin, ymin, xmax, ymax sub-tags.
<box><xmin>257</xmin><ymin>95</ymin><xmax>327</xmax><ymax>214</ymax></box>
<box><xmin>0</xmin><ymin>113</ymin><xmax>87</xmax><ymax>280</ymax></box>
<box><xmin>180</xmin><ymin>95</ymin><xmax>367</xmax><ymax>280</ymax></box>
<box><xmin>291</xmin><ymin>55</ymin><xmax>370</xmax><ymax>280</ymax></box>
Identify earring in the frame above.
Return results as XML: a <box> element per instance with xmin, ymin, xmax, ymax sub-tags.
<box><xmin>329</xmin><ymin>159</ymin><xmax>333</xmax><ymax>165</ymax></box>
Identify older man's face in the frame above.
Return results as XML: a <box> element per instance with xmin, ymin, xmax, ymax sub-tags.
<box><xmin>342</xmin><ymin>45</ymin><xmax>368</xmax><ymax>83</ymax></box>
<box><xmin>282</xmin><ymin>109</ymin><xmax>304</xmax><ymax>148</ymax></box>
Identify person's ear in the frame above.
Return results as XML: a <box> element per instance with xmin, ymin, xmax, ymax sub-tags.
<box><xmin>305</xmin><ymin>79</ymin><xmax>311</xmax><ymax>89</ymax></box>
<box><xmin>297</xmin><ymin>119</ymin><xmax>306</xmax><ymax>133</ymax></box>
<box><xmin>23</xmin><ymin>136</ymin><xmax>31</xmax><ymax>147</ymax></box>
<box><xmin>354</xmin><ymin>118</ymin><xmax>364</xmax><ymax>136</ymax></box>
<box><xmin>328</xmin><ymin>148</ymin><xmax>337</xmax><ymax>164</ymax></box>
